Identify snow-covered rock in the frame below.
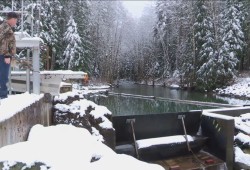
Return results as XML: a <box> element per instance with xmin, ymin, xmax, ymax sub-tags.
<box><xmin>234</xmin><ymin>132</ymin><xmax>250</xmax><ymax>146</ymax></box>
<box><xmin>234</xmin><ymin>116</ymin><xmax>250</xmax><ymax>134</ymax></box>
<box><xmin>53</xmin><ymin>92</ymin><xmax>115</xmax><ymax>149</ymax></box>
<box><xmin>234</xmin><ymin>113</ymin><xmax>250</xmax><ymax>169</ymax></box>
<box><xmin>169</xmin><ymin>84</ymin><xmax>180</xmax><ymax>90</ymax></box>
<box><xmin>235</xmin><ymin>146</ymin><xmax>250</xmax><ymax>169</ymax></box>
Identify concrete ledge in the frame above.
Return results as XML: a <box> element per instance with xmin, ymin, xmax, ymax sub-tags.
<box><xmin>201</xmin><ymin>106</ymin><xmax>250</xmax><ymax>170</ymax></box>
<box><xmin>0</xmin><ymin>94</ymin><xmax>52</xmax><ymax>148</ymax></box>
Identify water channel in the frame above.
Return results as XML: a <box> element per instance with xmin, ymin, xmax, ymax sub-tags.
<box><xmin>88</xmin><ymin>81</ymin><xmax>248</xmax><ymax>116</ymax></box>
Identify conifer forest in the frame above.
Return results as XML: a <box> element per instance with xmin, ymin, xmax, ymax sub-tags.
<box><xmin>1</xmin><ymin>0</ymin><xmax>250</xmax><ymax>91</ymax></box>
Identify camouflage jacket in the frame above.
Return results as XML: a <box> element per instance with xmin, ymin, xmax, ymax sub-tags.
<box><xmin>0</xmin><ymin>21</ymin><xmax>16</xmax><ymax>56</ymax></box>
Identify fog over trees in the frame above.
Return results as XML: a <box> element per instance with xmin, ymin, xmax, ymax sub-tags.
<box><xmin>0</xmin><ymin>0</ymin><xmax>250</xmax><ymax>91</ymax></box>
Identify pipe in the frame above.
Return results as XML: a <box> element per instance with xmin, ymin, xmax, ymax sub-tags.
<box><xmin>26</xmin><ymin>49</ymin><xmax>30</xmax><ymax>93</ymax></box>
<box><xmin>127</xmin><ymin>119</ymin><xmax>139</xmax><ymax>159</ymax></box>
<box><xmin>179</xmin><ymin>115</ymin><xmax>206</xmax><ymax>168</ymax></box>
<box><xmin>180</xmin><ymin>115</ymin><xmax>191</xmax><ymax>151</ymax></box>
<box><xmin>32</xmin><ymin>46</ymin><xmax>40</xmax><ymax>94</ymax></box>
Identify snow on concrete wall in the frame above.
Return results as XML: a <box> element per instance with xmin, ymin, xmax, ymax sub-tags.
<box><xmin>0</xmin><ymin>93</ymin><xmax>52</xmax><ymax>148</ymax></box>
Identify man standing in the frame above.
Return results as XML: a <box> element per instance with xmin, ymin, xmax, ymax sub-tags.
<box><xmin>0</xmin><ymin>12</ymin><xmax>18</xmax><ymax>99</ymax></box>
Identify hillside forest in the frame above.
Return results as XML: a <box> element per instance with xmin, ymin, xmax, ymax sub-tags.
<box><xmin>0</xmin><ymin>0</ymin><xmax>250</xmax><ymax>91</ymax></box>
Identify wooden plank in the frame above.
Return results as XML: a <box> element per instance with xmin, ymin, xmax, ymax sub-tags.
<box><xmin>151</xmin><ymin>151</ymin><xmax>225</xmax><ymax>170</ymax></box>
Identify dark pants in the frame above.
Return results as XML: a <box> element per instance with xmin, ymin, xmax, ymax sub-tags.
<box><xmin>0</xmin><ymin>55</ymin><xmax>10</xmax><ymax>98</ymax></box>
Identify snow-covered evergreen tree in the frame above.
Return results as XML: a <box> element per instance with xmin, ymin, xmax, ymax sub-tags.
<box><xmin>154</xmin><ymin>1</ymin><xmax>177</xmax><ymax>78</ymax></box>
<box><xmin>0</xmin><ymin>1</ymin><xmax>11</xmax><ymax>12</ymax></box>
<box><xmin>88</xmin><ymin>1</ymin><xmax>126</xmax><ymax>82</ymax></box>
<box><xmin>0</xmin><ymin>0</ymin><xmax>249</xmax><ymax>88</ymax></box>
<box><xmin>193</xmin><ymin>0</ymin><xmax>217</xmax><ymax>90</ymax></box>
<box><xmin>63</xmin><ymin>16</ymin><xmax>84</xmax><ymax>70</ymax></box>
<box><xmin>218</xmin><ymin>0</ymin><xmax>246</xmax><ymax>83</ymax></box>
<box><xmin>242</xmin><ymin>0</ymin><xmax>250</xmax><ymax>69</ymax></box>
<box><xmin>40</xmin><ymin>0</ymin><xmax>61</xmax><ymax>69</ymax></box>
<box><xmin>16</xmin><ymin>1</ymin><xmax>61</xmax><ymax>69</ymax></box>
<box><xmin>155</xmin><ymin>1</ymin><xmax>195</xmax><ymax>85</ymax></box>
<box><xmin>71</xmin><ymin>0</ymin><xmax>91</xmax><ymax>72</ymax></box>
<box><xmin>136</xmin><ymin>5</ymin><xmax>158</xmax><ymax>83</ymax></box>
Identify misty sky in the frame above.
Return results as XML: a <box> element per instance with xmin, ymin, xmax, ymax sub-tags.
<box><xmin>122</xmin><ymin>1</ymin><xmax>154</xmax><ymax>18</ymax></box>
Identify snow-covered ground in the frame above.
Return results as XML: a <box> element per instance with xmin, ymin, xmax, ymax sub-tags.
<box><xmin>1</xmin><ymin>77</ymin><xmax>250</xmax><ymax>169</ymax></box>
<box><xmin>0</xmin><ymin>90</ymin><xmax>163</xmax><ymax>170</ymax></box>
<box><xmin>0</xmin><ymin>124</ymin><xmax>164</xmax><ymax>170</ymax></box>
<box><xmin>216</xmin><ymin>77</ymin><xmax>250</xmax><ymax>103</ymax></box>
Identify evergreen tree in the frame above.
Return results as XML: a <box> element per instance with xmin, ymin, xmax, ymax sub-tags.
<box><xmin>54</xmin><ymin>0</ymin><xmax>69</xmax><ymax>69</ymax></box>
<box><xmin>0</xmin><ymin>1</ymin><xmax>11</xmax><ymax>11</ymax></box>
<box><xmin>16</xmin><ymin>1</ymin><xmax>61</xmax><ymax>69</ymax></box>
<box><xmin>155</xmin><ymin>1</ymin><xmax>194</xmax><ymax>84</ymax></box>
<box><xmin>154</xmin><ymin>1</ymin><xmax>172</xmax><ymax>80</ymax></box>
<box><xmin>176</xmin><ymin>1</ymin><xmax>196</xmax><ymax>88</ymax></box>
<box><xmin>71</xmin><ymin>0</ymin><xmax>91</xmax><ymax>72</ymax></box>
<box><xmin>88</xmin><ymin>1</ymin><xmax>125</xmax><ymax>82</ymax></box>
<box><xmin>242</xmin><ymin>0</ymin><xmax>250</xmax><ymax>69</ymax></box>
<box><xmin>218</xmin><ymin>0</ymin><xmax>245</xmax><ymax>83</ymax></box>
<box><xmin>40</xmin><ymin>0</ymin><xmax>61</xmax><ymax>70</ymax></box>
<box><xmin>193</xmin><ymin>0</ymin><xmax>217</xmax><ymax>90</ymax></box>
<box><xmin>63</xmin><ymin>16</ymin><xmax>84</xmax><ymax>70</ymax></box>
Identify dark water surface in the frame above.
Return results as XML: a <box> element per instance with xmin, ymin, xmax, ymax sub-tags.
<box><xmin>89</xmin><ymin>82</ymin><xmax>230</xmax><ymax>116</ymax></box>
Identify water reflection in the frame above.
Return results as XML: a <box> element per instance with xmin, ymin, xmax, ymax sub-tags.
<box><xmin>88</xmin><ymin>82</ymin><xmax>234</xmax><ymax>116</ymax></box>
<box><xmin>112</xmin><ymin>82</ymin><xmax>228</xmax><ymax>103</ymax></box>
<box><xmin>90</xmin><ymin>95</ymin><xmax>213</xmax><ymax>116</ymax></box>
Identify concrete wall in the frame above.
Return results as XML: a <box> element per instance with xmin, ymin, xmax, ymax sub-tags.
<box><xmin>0</xmin><ymin>94</ymin><xmax>52</xmax><ymax>148</ymax></box>
<box><xmin>201</xmin><ymin>106</ymin><xmax>250</xmax><ymax>170</ymax></box>
<box><xmin>202</xmin><ymin>106</ymin><xmax>250</xmax><ymax>117</ymax></box>
<box><xmin>113</xmin><ymin>110</ymin><xmax>202</xmax><ymax>144</ymax></box>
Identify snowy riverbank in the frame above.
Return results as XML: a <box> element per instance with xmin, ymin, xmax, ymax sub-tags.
<box><xmin>216</xmin><ymin>77</ymin><xmax>250</xmax><ymax>100</ymax></box>
<box><xmin>132</xmin><ymin>73</ymin><xmax>250</xmax><ymax>106</ymax></box>
<box><xmin>215</xmin><ymin>72</ymin><xmax>250</xmax><ymax>106</ymax></box>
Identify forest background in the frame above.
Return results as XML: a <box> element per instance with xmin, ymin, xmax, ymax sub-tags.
<box><xmin>0</xmin><ymin>0</ymin><xmax>250</xmax><ymax>91</ymax></box>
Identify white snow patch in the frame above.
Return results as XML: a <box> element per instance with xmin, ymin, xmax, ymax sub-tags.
<box><xmin>0</xmin><ymin>124</ymin><xmax>164</xmax><ymax>170</ymax></box>
<box><xmin>136</xmin><ymin>135</ymin><xmax>193</xmax><ymax>149</ymax></box>
<box><xmin>216</xmin><ymin>77</ymin><xmax>250</xmax><ymax>99</ymax></box>
<box><xmin>234</xmin><ymin>117</ymin><xmax>250</xmax><ymax>134</ymax></box>
<box><xmin>169</xmin><ymin>84</ymin><xmax>180</xmax><ymax>89</ymax></box>
<box><xmin>41</xmin><ymin>70</ymin><xmax>87</xmax><ymax>75</ymax></box>
<box><xmin>235</xmin><ymin>146</ymin><xmax>250</xmax><ymax>166</ymax></box>
<box><xmin>0</xmin><ymin>92</ymin><xmax>44</xmax><ymax>123</ymax></box>
<box><xmin>53</xmin><ymin>91</ymin><xmax>84</xmax><ymax>102</ymax></box>
<box><xmin>235</xmin><ymin>133</ymin><xmax>250</xmax><ymax>144</ymax></box>
<box><xmin>202</xmin><ymin>111</ymin><xmax>234</xmax><ymax>120</ymax></box>
<box><xmin>240</xmin><ymin>113</ymin><xmax>250</xmax><ymax>121</ymax></box>
<box><xmin>91</xmin><ymin>127</ymin><xmax>104</xmax><ymax>142</ymax></box>
<box><xmin>54</xmin><ymin>98</ymin><xmax>113</xmax><ymax>129</ymax></box>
